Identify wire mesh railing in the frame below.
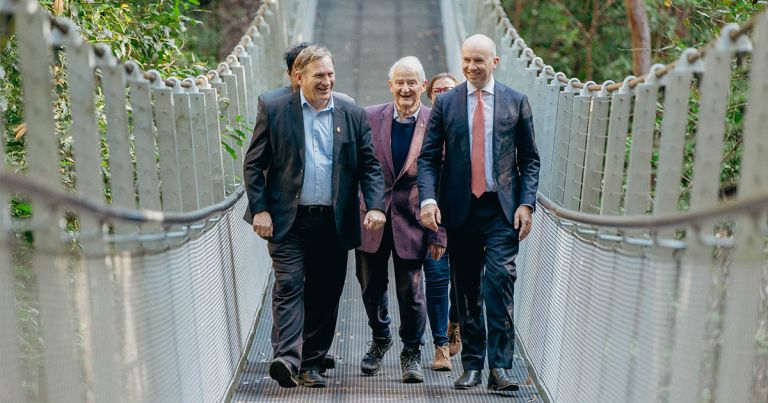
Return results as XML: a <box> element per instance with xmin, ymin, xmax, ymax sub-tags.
<box><xmin>452</xmin><ymin>0</ymin><xmax>768</xmax><ymax>402</ymax></box>
<box><xmin>0</xmin><ymin>0</ymin><xmax>306</xmax><ymax>401</ymax></box>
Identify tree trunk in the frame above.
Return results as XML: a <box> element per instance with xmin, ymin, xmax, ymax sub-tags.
<box><xmin>625</xmin><ymin>0</ymin><xmax>651</xmax><ymax>76</ymax></box>
<box><xmin>513</xmin><ymin>0</ymin><xmax>523</xmax><ymax>28</ymax></box>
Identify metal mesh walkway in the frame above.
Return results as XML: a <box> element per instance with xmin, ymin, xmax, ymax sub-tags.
<box><xmin>232</xmin><ymin>257</ymin><xmax>539</xmax><ymax>402</ymax></box>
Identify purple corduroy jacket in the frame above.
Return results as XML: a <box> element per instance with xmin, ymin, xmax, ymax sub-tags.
<box><xmin>357</xmin><ymin>102</ymin><xmax>447</xmax><ymax>260</ymax></box>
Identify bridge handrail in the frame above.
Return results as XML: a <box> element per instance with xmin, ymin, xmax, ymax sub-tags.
<box><xmin>0</xmin><ymin>171</ymin><xmax>244</xmax><ymax>225</ymax></box>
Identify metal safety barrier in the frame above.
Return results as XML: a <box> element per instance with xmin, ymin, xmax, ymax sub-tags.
<box><xmin>0</xmin><ymin>0</ymin><xmax>308</xmax><ymax>401</ymax></box>
<box><xmin>449</xmin><ymin>0</ymin><xmax>768</xmax><ymax>402</ymax></box>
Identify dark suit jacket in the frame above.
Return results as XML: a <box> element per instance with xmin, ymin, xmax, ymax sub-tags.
<box><xmin>358</xmin><ymin>103</ymin><xmax>447</xmax><ymax>260</ymax></box>
<box><xmin>243</xmin><ymin>91</ymin><xmax>385</xmax><ymax>249</ymax></box>
<box><xmin>418</xmin><ymin>80</ymin><xmax>540</xmax><ymax>229</ymax></box>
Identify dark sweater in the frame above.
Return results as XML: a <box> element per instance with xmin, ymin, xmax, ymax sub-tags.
<box><xmin>391</xmin><ymin>119</ymin><xmax>416</xmax><ymax>175</ymax></box>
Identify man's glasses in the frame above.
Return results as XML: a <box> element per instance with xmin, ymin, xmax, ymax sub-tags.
<box><xmin>431</xmin><ymin>86</ymin><xmax>455</xmax><ymax>95</ymax></box>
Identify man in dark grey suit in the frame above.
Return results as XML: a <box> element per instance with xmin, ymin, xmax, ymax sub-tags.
<box><xmin>244</xmin><ymin>45</ymin><xmax>386</xmax><ymax>388</ymax></box>
<box><xmin>418</xmin><ymin>34</ymin><xmax>540</xmax><ymax>391</ymax></box>
<box><xmin>250</xmin><ymin>42</ymin><xmax>349</xmax><ymax>376</ymax></box>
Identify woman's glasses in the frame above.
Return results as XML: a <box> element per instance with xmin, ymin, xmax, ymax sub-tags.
<box><xmin>431</xmin><ymin>86</ymin><xmax>455</xmax><ymax>95</ymax></box>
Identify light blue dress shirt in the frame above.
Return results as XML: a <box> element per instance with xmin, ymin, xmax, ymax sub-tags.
<box><xmin>299</xmin><ymin>91</ymin><xmax>334</xmax><ymax>206</ymax></box>
<box><xmin>467</xmin><ymin>75</ymin><xmax>497</xmax><ymax>192</ymax></box>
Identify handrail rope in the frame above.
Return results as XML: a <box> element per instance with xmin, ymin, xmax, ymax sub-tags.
<box><xmin>491</xmin><ymin>0</ymin><xmax>764</xmax><ymax>91</ymax></box>
<box><xmin>536</xmin><ymin>190</ymin><xmax>768</xmax><ymax>230</ymax></box>
<box><xmin>0</xmin><ymin>170</ymin><xmax>244</xmax><ymax>225</ymax></box>
<box><xmin>5</xmin><ymin>163</ymin><xmax>763</xmax><ymax>232</ymax></box>
<box><xmin>45</xmin><ymin>1</ymin><xmax>273</xmax><ymax>88</ymax></box>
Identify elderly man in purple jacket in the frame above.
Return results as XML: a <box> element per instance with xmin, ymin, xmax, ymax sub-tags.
<box><xmin>355</xmin><ymin>56</ymin><xmax>447</xmax><ymax>383</ymax></box>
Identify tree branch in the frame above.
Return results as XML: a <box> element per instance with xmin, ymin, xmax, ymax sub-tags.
<box><xmin>551</xmin><ymin>0</ymin><xmax>588</xmax><ymax>35</ymax></box>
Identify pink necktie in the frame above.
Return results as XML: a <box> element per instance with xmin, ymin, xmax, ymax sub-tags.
<box><xmin>471</xmin><ymin>90</ymin><xmax>486</xmax><ymax>197</ymax></box>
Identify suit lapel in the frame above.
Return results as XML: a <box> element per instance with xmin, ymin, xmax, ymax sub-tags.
<box><xmin>395</xmin><ymin>104</ymin><xmax>429</xmax><ymax>181</ymax></box>
<box><xmin>455</xmin><ymin>83</ymin><xmax>470</xmax><ymax>166</ymax></box>
<box><xmin>289</xmin><ymin>92</ymin><xmax>305</xmax><ymax>166</ymax></box>
<box><xmin>331</xmin><ymin>99</ymin><xmax>346</xmax><ymax>202</ymax></box>
<box><xmin>380</xmin><ymin>104</ymin><xmax>395</xmax><ymax>179</ymax></box>
<box><xmin>492</xmin><ymin>82</ymin><xmax>504</xmax><ymax>177</ymax></box>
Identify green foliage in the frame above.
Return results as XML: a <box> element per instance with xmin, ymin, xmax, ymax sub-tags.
<box><xmin>221</xmin><ymin>113</ymin><xmax>253</xmax><ymax>160</ymax></box>
<box><xmin>45</xmin><ymin>0</ymin><xmax>208</xmax><ymax>76</ymax></box>
<box><xmin>503</xmin><ymin>0</ymin><xmax>765</xmax><ymax>206</ymax></box>
<box><xmin>1</xmin><ymin>0</ymin><xmax>215</xmax><ymax>219</ymax></box>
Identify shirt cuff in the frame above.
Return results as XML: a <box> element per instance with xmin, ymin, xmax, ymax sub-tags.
<box><xmin>420</xmin><ymin>199</ymin><xmax>437</xmax><ymax>208</ymax></box>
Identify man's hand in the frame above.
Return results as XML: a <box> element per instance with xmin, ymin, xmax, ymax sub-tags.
<box><xmin>252</xmin><ymin>211</ymin><xmax>273</xmax><ymax>239</ymax></box>
<box><xmin>513</xmin><ymin>205</ymin><xmax>533</xmax><ymax>241</ymax></box>
<box><xmin>363</xmin><ymin>209</ymin><xmax>387</xmax><ymax>230</ymax></box>
<box><xmin>420</xmin><ymin>203</ymin><xmax>441</xmax><ymax>232</ymax></box>
<box><xmin>428</xmin><ymin>243</ymin><xmax>446</xmax><ymax>261</ymax></box>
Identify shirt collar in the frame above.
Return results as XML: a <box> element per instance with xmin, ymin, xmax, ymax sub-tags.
<box><xmin>393</xmin><ymin>103</ymin><xmax>420</xmax><ymax>123</ymax></box>
<box><xmin>467</xmin><ymin>75</ymin><xmax>495</xmax><ymax>96</ymax></box>
<box><xmin>300</xmin><ymin>89</ymin><xmax>334</xmax><ymax>112</ymax></box>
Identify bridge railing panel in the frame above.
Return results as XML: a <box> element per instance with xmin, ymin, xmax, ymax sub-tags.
<box><xmin>548</xmin><ymin>84</ymin><xmax>575</xmax><ymax>205</ymax></box>
<box><xmin>563</xmin><ymin>87</ymin><xmax>593</xmax><ymax>211</ymax></box>
<box><xmin>458</xmin><ymin>0</ymin><xmax>768</xmax><ymax>401</ymax></box>
<box><xmin>209</xmin><ymin>75</ymin><xmax>239</xmax><ymax>192</ymax></box>
<box><xmin>0</xmin><ymin>59</ymin><xmax>24</xmax><ymax>403</ymax></box>
<box><xmin>1</xmin><ymin>0</ymin><xmax>304</xmax><ymax>401</ymax></box>
<box><xmin>580</xmin><ymin>88</ymin><xmax>611</xmax><ymax>214</ymax></box>
<box><xmin>600</xmin><ymin>87</ymin><xmax>633</xmax><ymax>217</ymax></box>
<box><xmin>716</xmin><ymin>13</ymin><xmax>768</xmax><ymax>402</ymax></box>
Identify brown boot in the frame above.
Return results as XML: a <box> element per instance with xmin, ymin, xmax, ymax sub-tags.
<box><xmin>432</xmin><ymin>344</ymin><xmax>452</xmax><ymax>371</ymax></box>
<box><xmin>448</xmin><ymin>322</ymin><xmax>462</xmax><ymax>357</ymax></box>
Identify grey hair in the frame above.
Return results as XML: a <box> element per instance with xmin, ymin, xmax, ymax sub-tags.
<box><xmin>387</xmin><ymin>56</ymin><xmax>426</xmax><ymax>82</ymax></box>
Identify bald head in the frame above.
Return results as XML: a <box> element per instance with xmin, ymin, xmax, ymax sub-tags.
<box><xmin>461</xmin><ymin>34</ymin><xmax>499</xmax><ymax>88</ymax></box>
<box><xmin>462</xmin><ymin>34</ymin><xmax>497</xmax><ymax>58</ymax></box>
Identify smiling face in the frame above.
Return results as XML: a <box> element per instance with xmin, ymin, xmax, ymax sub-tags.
<box><xmin>296</xmin><ymin>56</ymin><xmax>335</xmax><ymax>110</ymax></box>
<box><xmin>461</xmin><ymin>35</ymin><xmax>499</xmax><ymax>89</ymax></box>
<box><xmin>388</xmin><ymin>65</ymin><xmax>426</xmax><ymax>116</ymax></box>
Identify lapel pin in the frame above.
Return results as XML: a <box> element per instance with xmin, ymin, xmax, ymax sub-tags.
<box><xmin>336</xmin><ymin>126</ymin><xmax>341</xmax><ymax>133</ymax></box>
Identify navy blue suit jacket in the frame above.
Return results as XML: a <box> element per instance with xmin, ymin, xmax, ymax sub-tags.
<box><xmin>417</xmin><ymin>80</ymin><xmax>540</xmax><ymax>229</ymax></box>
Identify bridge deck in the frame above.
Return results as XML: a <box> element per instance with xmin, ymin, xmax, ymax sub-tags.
<box><xmin>232</xmin><ymin>256</ymin><xmax>539</xmax><ymax>402</ymax></box>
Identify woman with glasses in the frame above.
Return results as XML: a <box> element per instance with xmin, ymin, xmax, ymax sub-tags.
<box><xmin>422</xmin><ymin>73</ymin><xmax>462</xmax><ymax>371</ymax></box>
<box><xmin>427</xmin><ymin>73</ymin><xmax>459</xmax><ymax>105</ymax></box>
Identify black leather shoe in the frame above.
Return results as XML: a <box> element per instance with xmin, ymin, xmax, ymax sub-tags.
<box><xmin>487</xmin><ymin>368</ymin><xmax>520</xmax><ymax>391</ymax></box>
<box><xmin>269</xmin><ymin>358</ymin><xmax>298</xmax><ymax>388</ymax></box>
<box><xmin>361</xmin><ymin>338</ymin><xmax>392</xmax><ymax>375</ymax></box>
<box><xmin>319</xmin><ymin>353</ymin><xmax>336</xmax><ymax>375</ymax></box>
<box><xmin>454</xmin><ymin>370</ymin><xmax>482</xmax><ymax>389</ymax></box>
<box><xmin>400</xmin><ymin>348</ymin><xmax>424</xmax><ymax>383</ymax></box>
<box><xmin>298</xmin><ymin>368</ymin><xmax>327</xmax><ymax>388</ymax></box>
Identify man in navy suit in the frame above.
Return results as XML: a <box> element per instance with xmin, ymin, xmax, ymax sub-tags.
<box><xmin>417</xmin><ymin>34</ymin><xmax>540</xmax><ymax>391</ymax></box>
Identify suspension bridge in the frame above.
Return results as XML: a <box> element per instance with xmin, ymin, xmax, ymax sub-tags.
<box><xmin>1</xmin><ymin>0</ymin><xmax>767</xmax><ymax>402</ymax></box>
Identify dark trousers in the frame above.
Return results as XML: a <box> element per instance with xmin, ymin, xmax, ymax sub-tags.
<box><xmin>448</xmin><ymin>192</ymin><xmax>519</xmax><ymax>370</ymax></box>
<box><xmin>267</xmin><ymin>208</ymin><xmax>348</xmax><ymax>372</ymax></box>
<box><xmin>355</xmin><ymin>223</ymin><xmax>426</xmax><ymax>349</ymax></box>
<box><xmin>448</xmin><ymin>263</ymin><xmax>459</xmax><ymax>323</ymax></box>
<box><xmin>423</xmin><ymin>252</ymin><xmax>450</xmax><ymax>346</ymax></box>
